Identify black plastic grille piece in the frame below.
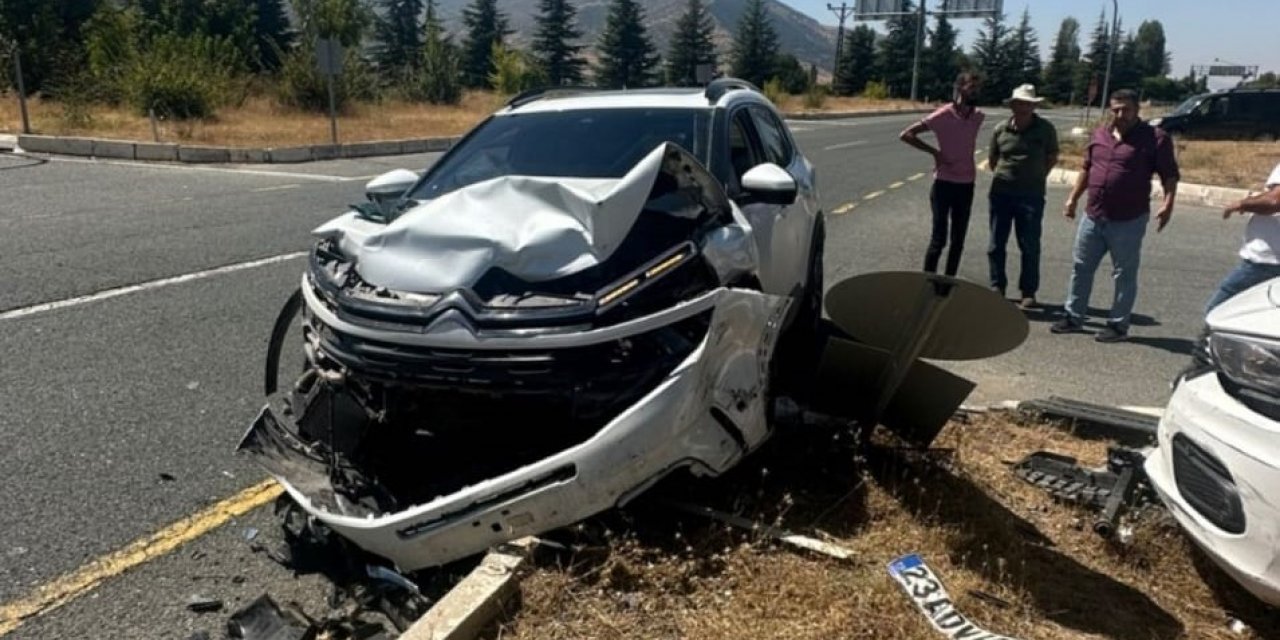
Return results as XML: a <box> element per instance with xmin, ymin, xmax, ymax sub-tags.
<box><xmin>1172</xmin><ymin>434</ymin><xmax>1246</xmax><ymax>534</ymax></box>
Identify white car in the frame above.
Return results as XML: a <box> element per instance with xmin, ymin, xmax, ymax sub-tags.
<box><xmin>1146</xmin><ymin>277</ymin><xmax>1280</xmax><ymax>606</ymax></box>
<box><xmin>240</xmin><ymin>80</ymin><xmax>824</xmax><ymax>570</ymax></box>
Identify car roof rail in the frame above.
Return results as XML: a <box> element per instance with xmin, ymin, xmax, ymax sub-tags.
<box><xmin>704</xmin><ymin>78</ymin><xmax>760</xmax><ymax>104</ymax></box>
<box><xmin>505</xmin><ymin>85</ymin><xmax>603</xmax><ymax>109</ymax></box>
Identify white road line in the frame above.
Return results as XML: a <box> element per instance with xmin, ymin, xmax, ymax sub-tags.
<box><xmin>908</xmin><ymin>172</ymin><xmax>925</xmax><ymax>181</ymax></box>
<box><xmin>0</xmin><ymin>253</ymin><xmax>306</xmax><ymax>321</ymax></box>
<box><xmin>41</xmin><ymin>156</ymin><xmax>363</xmax><ymax>182</ymax></box>
<box><xmin>864</xmin><ymin>190</ymin><xmax>885</xmax><ymax>200</ymax></box>
<box><xmin>888</xmin><ymin>181</ymin><xmax>905</xmax><ymax>189</ymax></box>
<box><xmin>822</xmin><ymin>140</ymin><xmax>868</xmax><ymax>151</ymax></box>
<box><xmin>832</xmin><ymin>202</ymin><xmax>857</xmax><ymax>215</ymax></box>
<box><xmin>251</xmin><ymin>184</ymin><xmax>302</xmax><ymax>192</ymax></box>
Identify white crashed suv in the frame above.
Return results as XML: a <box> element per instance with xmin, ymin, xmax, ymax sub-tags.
<box><xmin>240</xmin><ymin>80</ymin><xmax>824</xmax><ymax>570</ymax></box>
<box><xmin>1146</xmin><ymin>277</ymin><xmax>1280</xmax><ymax>606</ymax></box>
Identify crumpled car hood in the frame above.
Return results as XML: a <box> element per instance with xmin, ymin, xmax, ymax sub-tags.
<box><xmin>314</xmin><ymin>143</ymin><xmax>704</xmax><ymax>294</ymax></box>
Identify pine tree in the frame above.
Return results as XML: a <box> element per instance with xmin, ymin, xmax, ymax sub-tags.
<box><xmin>252</xmin><ymin>0</ymin><xmax>293</xmax><ymax>71</ymax></box>
<box><xmin>1132</xmin><ymin>20</ymin><xmax>1168</xmax><ymax>78</ymax></box>
<box><xmin>1110</xmin><ymin>27</ymin><xmax>1142</xmax><ymax>93</ymax></box>
<box><xmin>414</xmin><ymin>0</ymin><xmax>461</xmax><ymax>104</ymax></box>
<box><xmin>874</xmin><ymin>0</ymin><xmax>920</xmax><ymax>98</ymax></box>
<box><xmin>595</xmin><ymin>0</ymin><xmax>659</xmax><ymax>88</ymax></box>
<box><xmin>920</xmin><ymin>13</ymin><xmax>959</xmax><ymax>102</ymax></box>
<box><xmin>374</xmin><ymin>0</ymin><xmax>423</xmax><ymax>73</ymax></box>
<box><xmin>832</xmin><ymin>24</ymin><xmax>874</xmax><ymax>96</ymax></box>
<box><xmin>1042</xmin><ymin>17</ymin><xmax>1080</xmax><ymax>104</ymax></box>
<box><xmin>533</xmin><ymin>0</ymin><xmax>586</xmax><ymax>86</ymax></box>
<box><xmin>1074</xmin><ymin>10</ymin><xmax>1110</xmax><ymax>107</ymax></box>
<box><xmin>971</xmin><ymin>11</ymin><xmax>1012</xmax><ymax>104</ymax></box>
<box><xmin>1005</xmin><ymin>8</ymin><xmax>1041</xmax><ymax>88</ymax></box>
<box><xmin>460</xmin><ymin>0</ymin><xmax>511</xmax><ymax>88</ymax></box>
<box><xmin>1</xmin><ymin>0</ymin><xmax>102</xmax><ymax>93</ymax></box>
<box><xmin>730</xmin><ymin>0</ymin><xmax>778</xmax><ymax>87</ymax></box>
<box><xmin>665</xmin><ymin>0</ymin><xmax>717</xmax><ymax>87</ymax></box>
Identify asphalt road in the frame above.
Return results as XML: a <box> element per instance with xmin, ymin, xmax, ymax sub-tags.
<box><xmin>0</xmin><ymin>109</ymin><xmax>1247</xmax><ymax>638</ymax></box>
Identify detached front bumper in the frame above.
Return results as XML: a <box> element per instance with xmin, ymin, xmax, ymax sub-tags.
<box><xmin>240</xmin><ymin>288</ymin><xmax>789</xmax><ymax>571</ymax></box>
<box><xmin>1145</xmin><ymin>372</ymin><xmax>1280</xmax><ymax>606</ymax></box>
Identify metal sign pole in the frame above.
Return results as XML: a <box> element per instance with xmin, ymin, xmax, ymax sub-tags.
<box><xmin>326</xmin><ymin>73</ymin><xmax>338</xmax><ymax>145</ymax></box>
<box><xmin>828</xmin><ymin>3</ymin><xmax>854</xmax><ymax>79</ymax></box>
<box><xmin>13</xmin><ymin>46</ymin><xmax>30</xmax><ymax>134</ymax></box>
<box><xmin>909</xmin><ymin>0</ymin><xmax>926</xmax><ymax>102</ymax></box>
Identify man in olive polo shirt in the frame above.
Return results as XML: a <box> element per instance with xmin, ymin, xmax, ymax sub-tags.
<box><xmin>987</xmin><ymin>84</ymin><xmax>1058</xmax><ymax>309</ymax></box>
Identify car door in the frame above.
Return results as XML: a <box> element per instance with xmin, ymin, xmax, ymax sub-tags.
<box><xmin>725</xmin><ymin>107</ymin><xmax>786</xmax><ymax>293</ymax></box>
<box><xmin>747</xmin><ymin>105</ymin><xmax>817</xmax><ymax>298</ymax></box>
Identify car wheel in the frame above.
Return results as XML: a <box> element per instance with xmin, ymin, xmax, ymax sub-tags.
<box><xmin>795</xmin><ymin>213</ymin><xmax>826</xmax><ymax>340</ymax></box>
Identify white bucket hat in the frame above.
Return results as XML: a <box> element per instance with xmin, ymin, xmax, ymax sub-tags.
<box><xmin>1005</xmin><ymin>84</ymin><xmax>1044</xmax><ymax>104</ymax></box>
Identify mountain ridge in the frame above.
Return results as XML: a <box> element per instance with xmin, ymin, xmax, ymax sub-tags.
<box><xmin>433</xmin><ymin>0</ymin><xmax>839</xmax><ymax>73</ymax></box>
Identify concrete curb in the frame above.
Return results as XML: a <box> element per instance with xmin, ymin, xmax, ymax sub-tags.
<box><xmin>1047</xmin><ymin>167</ymin><xmax>1249</xmax><ymax>209</ymax></box>
<box><xmin>15</xmin><ymin>133</ymin><xmax>463</xmax><ymax>165</ymax></box>
<box><xmin>400</xmin><ymin>537</ymin><xmax>538</xmax><ymax>640</ymax></box>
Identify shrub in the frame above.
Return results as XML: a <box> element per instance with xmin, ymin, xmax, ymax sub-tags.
<box><xmin>404</xmin><ymin>35</ymin><xmax>462</xmax><ymax>105</ymax></box>
<box><xmin>489</xmin><ymin>43</ymin><xmax>545</xmax><ymax>96</ymax></box>
<box><xmin>125</xmin><ymin>34</ymin><xmax>240</xmax><ymax>120</ymax></box>
<box><xmin>278</xmin><ymin>42</ymin><xmax>382</xmax><ymax>113</ymax></box>
<box><xmin>862</xmin><ymin>80</ymin><xmax>889</xmax><ymax>101</ymax></box>
<box><xmin>802</xmin><ymin>83</ymin><xmax>828</xmax><ymax>110</ymax></box>
<box><xmin>762</xmin><ymin>77</ymin><xmax>786</xmax><ymax>105</ymax></box>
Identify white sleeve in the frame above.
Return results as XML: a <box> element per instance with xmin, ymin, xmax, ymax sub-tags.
<box><xmin>1267</xmin><ymin>162</ymin><xmax>1280</xmax><ymax>189</ymax></box>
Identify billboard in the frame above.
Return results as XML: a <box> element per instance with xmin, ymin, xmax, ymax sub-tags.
<box><xmin>937</xmin><ymin>0</ymin><xmax>1003</xmax><ymax>18</ymax></box>
<box><xmin>854</xmin><ymin>0</ymin><xmax>908</xmax><ymax>19</ymax></box>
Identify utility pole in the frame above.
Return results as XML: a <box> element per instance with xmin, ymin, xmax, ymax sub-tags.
<box><xmin>828</xmin><ymin>3</ymin><xmax>854</xmax><ymax>78</ymax></box>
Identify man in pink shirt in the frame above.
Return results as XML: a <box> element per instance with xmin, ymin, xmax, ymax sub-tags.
<box><xmin>899</xmin><ymin>72</ymin><xmax>985</xmax><ymax>276</ymax></box>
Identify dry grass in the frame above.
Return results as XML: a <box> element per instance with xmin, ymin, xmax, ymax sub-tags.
<box><xmin>494</xmin><ymin>413</ymin><xmax>1280</xmax><ymax>639</ymax></box>
<box><xmin>1057</xmin><ymin>137</ymin><xmax>1280</xmax><ymax>191</ymax></box>
<box><xmin>0</xmin><ymin>93</ymin><xmax>502</xmax><ymax>147</ymax></box>
<box><xmin>0</xmin><ymin>91</ymin><xmax>928</xmax><ymax>148</ymax></box>
<box><xmin>776</xmin><ymin>94</ymin><xmax>927</xmax><ymax>114</ymax></box>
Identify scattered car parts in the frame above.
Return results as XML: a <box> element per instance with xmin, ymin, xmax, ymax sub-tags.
<box><xmin>1011</xmin><ymin>447</ymin><xmax>1156</xmax><ymax>538</ymax></box>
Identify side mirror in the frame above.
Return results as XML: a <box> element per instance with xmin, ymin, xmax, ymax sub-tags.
<box><xmin>740</xmin><ymin>163</ymin><xmax>797</xmax><ymax>205</ymax></box>
<box><xmin>365</xmin><ymin>169</ymin><xmax>419</xmax><ymax>205</ymax></box>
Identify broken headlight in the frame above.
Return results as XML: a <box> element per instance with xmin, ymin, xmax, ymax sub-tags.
<box><xmin>593</xmin><ymin>242</ymin><xmax>719</xmax><ymax>325</ymax></box>
<box><xmin>1211</xmin><ymin>332</ymin><xmax>1280</xmax><ymax>397</ymax></box>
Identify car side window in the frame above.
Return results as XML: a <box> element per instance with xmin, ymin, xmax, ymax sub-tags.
<box><xmin>749</xmin><ymin>106</ymin><xmax>793</xmax><ymax>167</ymax></box>
<box><xmin>728</xmin><ymin>109</ymin><xmax>763</xmax><ymax>183</ymax></box>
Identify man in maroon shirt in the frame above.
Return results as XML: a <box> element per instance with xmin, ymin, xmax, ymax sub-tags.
<box><xmin>1051</xmin><ymin>89</ymin><xmax>1180</xmax><ymax>342</ymax></box>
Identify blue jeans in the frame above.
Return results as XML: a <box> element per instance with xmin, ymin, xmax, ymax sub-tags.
<box><xmin>1205</xmin><ymin>260</ymin><xmax>1280</xmax><ymax>315</ymax></box>
<box><xmin>987</xmin><ymin>192</ymin><xmax>1046</xmax><ymax>296</ymax></box>
<box><xmin>1063</xmin><ymin>214</ymin><xmax>1150</xmax><ymax>332</ymax></box>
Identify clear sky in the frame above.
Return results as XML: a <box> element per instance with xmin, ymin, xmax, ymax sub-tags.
<box><xmin>786</xmin><ymin>0</ymin><xmax>1278</xmax><ymax>87</ymax></box>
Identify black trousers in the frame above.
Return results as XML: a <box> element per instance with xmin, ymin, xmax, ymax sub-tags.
<box><xmin>923</xmin><ymin>179</ymin><xmax>975</xmax><ymax>277</ymax></box>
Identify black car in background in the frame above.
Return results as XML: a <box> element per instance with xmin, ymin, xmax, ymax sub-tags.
<box><xmin>1153</xmin><ymin>89</ymin><xmax>1280</xmax><ymax>141</ymax></box>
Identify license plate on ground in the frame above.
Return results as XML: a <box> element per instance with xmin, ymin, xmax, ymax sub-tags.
<box><xmin>887</xmin><ymin>553</ymin><xmax>1020</xmax><ymax>640</ymax></box>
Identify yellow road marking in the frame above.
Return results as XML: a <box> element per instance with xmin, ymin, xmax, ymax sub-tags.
<box><xmin>888</xmin><ymin>181</ymin><xmax>905</xmax><ymax>189</ymax></box>
<box><xmin>0</xmin><ymin>479</ymin><xmax>282</xmax><ymax>636</ymax></box>
<box><xmin>908</xmin><ymin>172</ymin><xmax>925</xmax><ymax>181</ymax></box>
<box><xmin>832</xmin><ymin>202</ymin><xmax>857</xmax><ymax>215</ymax></box>
<box><xmin>864</xmin><ymin>190</ymin><xmax>885</xmax><ymax>200</ymax></box>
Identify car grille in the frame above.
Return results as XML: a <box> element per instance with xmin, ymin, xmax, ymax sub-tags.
<box><xmin>1172</xmin><ymin>434</ymin><xmax>1246</xmax><ymax>534</ymax></box>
